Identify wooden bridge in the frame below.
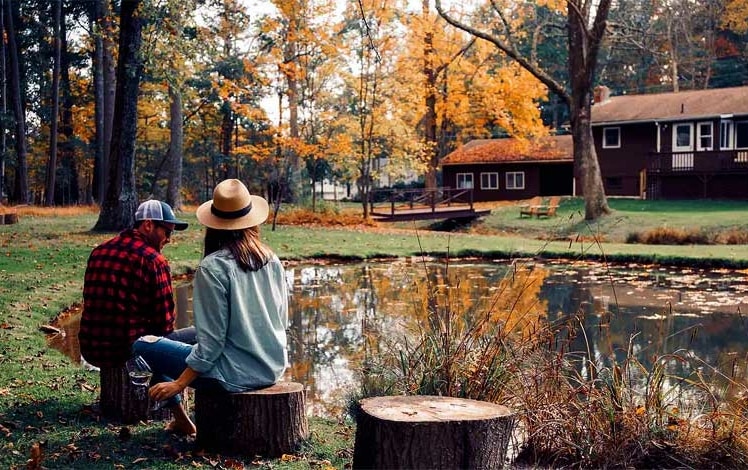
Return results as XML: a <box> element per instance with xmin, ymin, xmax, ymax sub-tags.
<box><xmin>368</xmin><ymin>188</ymin><xmax>490</xmax><ymax>222</ymax></box>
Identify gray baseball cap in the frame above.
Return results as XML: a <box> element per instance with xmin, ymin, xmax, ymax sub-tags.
<box><xmin>134</xmin><ymin>200</ymin><xmax>188</xmax><ymax>230</ymax></box>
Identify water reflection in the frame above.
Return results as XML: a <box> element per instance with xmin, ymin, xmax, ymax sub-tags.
<box><xmin>286</xmin><ymin>259</ymin><xmax>748</xmax><ymax>417</ymax></box>
<box><xmin>48</xmin><ymin>259</ymin><xmax>748</xmax><ymax>418</ymax></box>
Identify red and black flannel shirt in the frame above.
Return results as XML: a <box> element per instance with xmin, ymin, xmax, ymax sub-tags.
<box><xmin>79</xmin><ymin>229</ymin><xmax>176</xmax><ymax>368</ymax></box>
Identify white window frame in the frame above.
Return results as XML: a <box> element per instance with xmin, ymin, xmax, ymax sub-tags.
<box><xmin>672</xmin><ymin>123</ymin><xmax>693</xmax><ymax>152</ymax></box>
<box><xmin>480</xmin><ymin>172</ymin><xmax>499</xmax><ymax>190</ymax></box>
<box><xmin>505</xmin><ymin>171</ymin><xmax>525</xmax><ymax>190</ymax></box>
<box><xmin>736</xmin><ymin>121</ymin><xmax>748</xmax><ymax>149</ymax></box>
<box><xmin>456</xmin><ymin>172</ymin><xmax>473</xmax><ymax>189</ymax></box>
<box><xmin>696</xmin><ymin>122</ymin><xmax>713</xmax><ymax>151</ymax></box>
<box><xmin>720</xmin><ymin>120</ymin><xmax>734</xmax><ymax>150</ymax></box>
<box><xmin>602</xmin><ymin>127</ymin><xmax>620</xmax><ymax>148</ymax></box>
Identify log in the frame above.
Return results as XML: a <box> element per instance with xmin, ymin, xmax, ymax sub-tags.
<box><xmin>352</xmin><ymin>395</ymin><xmax>516</xmax><ymax>470</ymax></box>
<box><xmin>99</xmin><ymin>367</ymin><xmax>173</xmax><ymax>424</ymax></box>
<box><xmin>195</xmin><ymin>381</ymin><xmax>308</xmax><ymax>457</ymax></box>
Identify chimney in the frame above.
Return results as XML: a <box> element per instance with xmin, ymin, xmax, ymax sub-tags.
<box><xmin>593</xmin><ymin>85</ymin><xmax>611</xmax><ymax>104</ymax></box>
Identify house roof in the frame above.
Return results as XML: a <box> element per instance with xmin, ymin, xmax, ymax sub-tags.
<box><xmin>441</xmin><ymin>135</ymin><xmax>573</xmax><ymax>166</ymax></box>
<box><xmin>591</xmin><ymin>86</ymin><xmax>748</xmax><ymax>125</ymax></box>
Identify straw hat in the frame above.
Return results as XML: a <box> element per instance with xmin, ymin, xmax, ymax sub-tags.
<box><xmin>196</xmin><ymin>179</ymin><xmax>269</xmax><ymax>230</ymax></box>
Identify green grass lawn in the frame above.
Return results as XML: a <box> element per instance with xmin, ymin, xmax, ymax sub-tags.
<box><xmin>1</xmin><ymin>199</ymin><xmax>748</xmax><ymax>468</ymax></box>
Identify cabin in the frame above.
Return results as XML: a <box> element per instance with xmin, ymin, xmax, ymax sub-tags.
<box><xmin>591</xmin><ymin>85</ymin><xmax>748</xmax><ymax>199</ymax></box>
<box><xmin>440</xmin><ymin>135</ymin><xmax>574</xmax><ymax>201</ymax></box>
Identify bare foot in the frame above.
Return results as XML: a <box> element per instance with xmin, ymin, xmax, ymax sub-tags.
<box><xmin>165</xmin><ymin>419</ymin><xmax>196</xmax><ymax>436</ymax></box>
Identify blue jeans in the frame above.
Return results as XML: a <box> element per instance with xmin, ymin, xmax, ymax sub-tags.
<box><xmin>132</xmin><ymin>332</ymin><xmax>225</xmax><ymax>407</ymax></box>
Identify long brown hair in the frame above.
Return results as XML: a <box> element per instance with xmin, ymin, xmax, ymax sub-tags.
<box><xmin>203</xmin><ymin>226</ymin><xmax>273</xmax><ymax>272</ymax></box>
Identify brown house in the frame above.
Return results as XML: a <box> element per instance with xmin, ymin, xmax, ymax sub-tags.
<box><xmin>591</xmin><ymin>85</ymin><xmax>748</xmax><ymax>199</ymax></box>
<box><xmin>440</xmin><ymin>135</ymin><xmax>574</xmax><ymax>201</ymax></box>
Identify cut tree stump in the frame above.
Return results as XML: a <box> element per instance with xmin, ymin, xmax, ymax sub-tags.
<box><xmin>99</xmin><ymin>367</ymin><xmax>174</xmax><ymax>424</ymax></box>
<box><xmin>353</xmin><ymin>395</ymin><xmax>516</xmax><ymax>470</ymax></box>
<box><xmin>195</xmin><ymin>381</ymin><xmax>308</xmax><ymax>457</ymax></box>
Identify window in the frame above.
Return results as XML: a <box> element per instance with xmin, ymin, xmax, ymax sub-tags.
<box><xmin>672</xmin><ymin>123</ymin><xmax>693</xmax><ymax>151</ymax></box>
<box><xmin>603</xmin><ymin>127</ymin><xmax>620</xmax><ymax>148</ymax></box>
<box><xmin>720</xmin><ymin>121</ymin><xmax>733</xmax><ymax>150</ymax></box>
<box><xmin>697</xmin><ymin>122</ymin><xmax>713</xmax><ymax>151</ymax></box>
<box><xmin>506</xmin><ymin>172</ymin><xmax>525</xmax><ymax>190</ymax></box>
<box><xmin>736</xmin><ymin>121</ymin><xmax>748</xmax><ymax>149</ymax></box>
<box><xmin>456</xmin><ymin>173</ymin><xmax>473</xmax><ymax>189</ymax></box>
<box><xmin>480</xmin><ymin>172</ymin><xmax>499</xmax><ymax>190</ymax></box>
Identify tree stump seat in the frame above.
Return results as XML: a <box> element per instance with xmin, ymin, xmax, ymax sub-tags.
<box><xmin>195</xmin><ymin>381</ymin><xmax>308</xmax><ymax>457</ymax></box>
<box><xmin>353</xmin><ymin>395</ymin><xmax>516</xmax><ymax>469</ymax></box>
<box><xmin>99</xmin><ymin>367</ymin><xmax>174</xmax><ymax>424</ymax></box>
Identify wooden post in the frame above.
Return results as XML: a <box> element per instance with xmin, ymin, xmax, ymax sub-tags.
<box><xmin>353</xmin><ymin>395</ymin><xmax>515</xmax><ymax>470</ymax></box>
<box><xmin>99</xmin><ymin>367</ymin><xmax>173</xmax><ymax>424</ymax></box>
<box><xmin>195</xmin><ymin>382</ymin><xmax>308</xmax><ymax>457</ymax></box>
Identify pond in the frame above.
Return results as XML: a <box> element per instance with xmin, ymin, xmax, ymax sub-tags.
<box><xmin>49</xmin><ymin>258</ymin><xmax>748</xmax><ymax>418</ymax></box>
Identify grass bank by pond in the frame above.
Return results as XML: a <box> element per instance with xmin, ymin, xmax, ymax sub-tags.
<box><xmin>1</xmin><ymin>202</ymin><xmax>748</xmax><ymax>468</ymax></box>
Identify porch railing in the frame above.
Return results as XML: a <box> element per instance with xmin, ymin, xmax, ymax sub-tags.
<box><xmin>648</xmin><ymin>150</ymin><xmax>748</xmax><ymax>173</ymax></box>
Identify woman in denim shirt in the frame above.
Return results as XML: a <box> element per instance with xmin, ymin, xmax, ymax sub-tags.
<box><xmin>133</xmin><ymin>179</ymin><xmax>288</xmax><ymax>436</ymax></box>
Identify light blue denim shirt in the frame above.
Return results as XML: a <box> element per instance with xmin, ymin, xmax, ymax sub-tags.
<box><xmin>185</xmin><ymin>250</ymin><xmax>289</xmax><ymax>391</ymax></box>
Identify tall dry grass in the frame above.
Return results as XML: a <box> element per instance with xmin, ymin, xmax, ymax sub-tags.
<box><xmin>359</xmin><ymin>255</ymin><xmax>748</xmax><ymax>468</ymax></box>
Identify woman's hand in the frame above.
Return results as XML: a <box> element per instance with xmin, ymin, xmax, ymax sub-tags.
<box><xmin>149</xmin><ymin>381</ymin><xmax>184</xmax><ymax>401</ymax></box>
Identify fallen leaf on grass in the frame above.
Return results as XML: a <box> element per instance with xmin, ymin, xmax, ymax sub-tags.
<box><xmin>26</xmin><ymin>442</ymin><xmax>43</xmax><ymax>470</ymax></box>
<box><xmin>132</xmin><ymin>457</ymin><xmax>148</xmax><ymax>464</ymax></box>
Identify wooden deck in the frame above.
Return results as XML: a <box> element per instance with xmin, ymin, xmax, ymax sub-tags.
<box><xmin>369</xmin><ymin>188</ymin><xmax>491</xmax><ymax>222</ymax></box>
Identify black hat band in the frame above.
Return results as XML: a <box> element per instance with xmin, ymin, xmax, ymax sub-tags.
<box><xmin>211</xmin><ymin>201</ymin><xmax>253</xmax><ymax>219</ymax></box>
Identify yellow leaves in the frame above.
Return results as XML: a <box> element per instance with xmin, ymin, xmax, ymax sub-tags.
<box><xmin>722</xmin><ymin>0</ymin><xmax>748</xmax><ymax>33</ymax></box>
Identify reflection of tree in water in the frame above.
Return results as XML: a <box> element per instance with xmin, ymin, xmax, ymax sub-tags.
<box><xmin>359</xmin><ymin>260</ymin><xmax>552</xmax><ymax>401</ymax></box>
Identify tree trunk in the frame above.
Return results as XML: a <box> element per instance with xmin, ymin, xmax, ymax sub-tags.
<box><xmin>102</xmin><ymin>0</ymin><xmax>116</xmax><ymax>200</ymax></box>
<box><xmin>353</xmin><ymin>395</ymin><xmax>515</xmax><ymax>469</ymax></box>
<box><xmin>44</xmin><ymin>0</ymin><xmax>62</xmax><ymax>206</ymax></box>
<box><xmin>195</xmin><ymin>382</ymin><xmax>309</xmax><ymax>457</ymax></box>
<box><xmin>166</xmin><ymin>83</ymin><xmax>183</xmax><ymax>210</ymax></box>
<box><xmin>422</xmin><ymin>0</ymin><xmax>438</xmax><ymax>192</ymax></box>
<box><xmin>5</xmin><ymin>0</ymin><xmax>28</xmax><ymax>204</ymax></box>
<box><xmin>94</xmin><ymin>0</ymin><xmax>143</xmax><ymax>231</ymax></box>
<box><xmin>91</xmin><ymin>0</ymin><xmax>106</xmax><ymax>203</ymax></box>
<box><xmin>0</xmin><ymin>0</ymin><xmax>5</xmax><ymax>201</ymax></box>
<box><xmin>567</xmin><ymin>0</ymin><xmax>610</xmax><ymax>220</ymax></box>
<box><xmin>59</xmin><ymin>4</ymin><xmax>78</xmax><ymax>205</ymax></box>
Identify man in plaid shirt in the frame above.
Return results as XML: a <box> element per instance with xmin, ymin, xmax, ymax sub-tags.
<box><xmin>80</xmin><ymin>200</ymin><xmax>189</xmax><ymax>369</ymax></box>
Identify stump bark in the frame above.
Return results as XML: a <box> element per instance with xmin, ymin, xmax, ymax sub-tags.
<box><xmin>195</xmin><ymin>381</ymin><xmax>308</xmax><ymax>457</ymax></box>
<box><xmin>353</xmin><ymin>395</ymin><xmax>516</xmax><ymax>470</ymax></box>
<box><xmin>99</xmin><ymin>367</ymin><xmax>173</xmax><ymax>423</ymax></box>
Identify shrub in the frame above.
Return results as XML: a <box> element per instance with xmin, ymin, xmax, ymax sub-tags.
<box><xmin>717</xmin><ymin>228</ymin><xmax>748</xmax><ymax>245</ymax></box>
<box><xmin>628</xmin><ymin>227</ymin><xmax>716</xmax><ymax>245</ymax></box>
<box><xmin>274</xmin><ymin>206</ymin><xmax>376</xmax><ymax>227</ymax></box>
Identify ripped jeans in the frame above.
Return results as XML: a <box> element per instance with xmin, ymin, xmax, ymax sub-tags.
<box><xmin>131</xmin><ymin>329</ymin><xmax>225</xmax><ymax>408</ymax></box>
